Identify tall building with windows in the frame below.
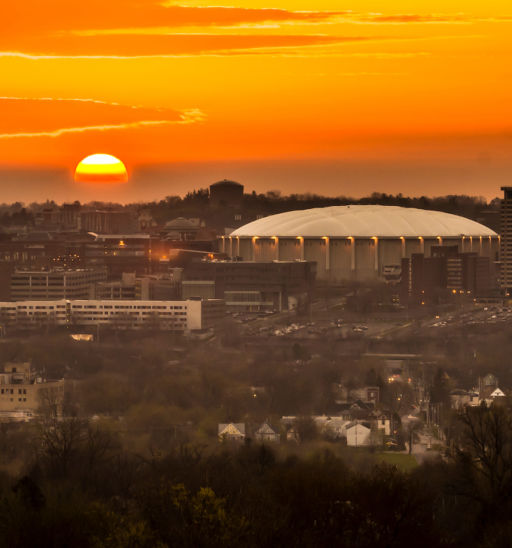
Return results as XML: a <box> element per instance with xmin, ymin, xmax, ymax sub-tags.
<box><xmin>10</xmin><ymin>268</ymin><xmax>107</xmax><ymax>300</ymax></box>
<box><xmin>501</xmin><ymin>187</ymin><xmax>512</xmax><ymax>293</ymax></box>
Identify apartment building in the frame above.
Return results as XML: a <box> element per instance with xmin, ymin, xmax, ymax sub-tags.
<box><xmin>0</xmin><ymin>298</ymin><xmax>225</xmax><ymax>331</ymax></box>
<box><xmin>0</xmin><ymin>362</ymin><xmax>65</xmax><ymax>421</ymax></box>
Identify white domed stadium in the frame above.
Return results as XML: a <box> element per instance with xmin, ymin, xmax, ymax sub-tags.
<box><xmin>220</xmin><ymin>205</ymin><xmax>499</xmax><ymax>282</ymax></box>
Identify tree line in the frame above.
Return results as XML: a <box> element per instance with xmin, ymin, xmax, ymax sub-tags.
<box><xmin>1</xmin><ymin>402</ymin><xmax>512</xmax><ymax>547</ymax></box>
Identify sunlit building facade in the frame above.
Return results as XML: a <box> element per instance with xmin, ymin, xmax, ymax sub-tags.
<box><xmin>0</xmin><ymin>298</ymin><xmax>224</xmax><ymax>331</ymax></box>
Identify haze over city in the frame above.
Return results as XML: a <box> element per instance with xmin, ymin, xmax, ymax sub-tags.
<box><xmin>3</xmin><ymin>2</ymin><xmax>512</xmax><ymax>547</ymax></box>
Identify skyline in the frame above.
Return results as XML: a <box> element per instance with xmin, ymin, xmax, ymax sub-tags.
<box><xmin>1</xmin><ymin>0</ymin><xmax>511</xmax><ymax>202</ymax></box>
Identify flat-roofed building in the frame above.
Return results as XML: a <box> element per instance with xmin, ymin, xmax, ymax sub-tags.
<box><xmin>0</xmin><ymin>298</ymin><xmax>224</xmax><ymax>332</ymax></box>
<box><xmin>0</xmin><ymin>362</ymin><xmax>65</xmax><ymax>421</ymax></box>
<box><xmin>10</xmin><ymin>268</ymin><xmax>107</xmax><ymax>300</ymax></box>
<box><xmin>80</xmin><ymin>210</ymin><xmax>136</xmax><ymax>234</ymax></box>
<box><xmin>183</xmin><ymin>259</ymin><xmax>315</xmax><ymax>312</ymax></box>
<box><xmin>400</xmin><ymin>246</ymin><xmax>494</xmax><ymax>305</ymax></box>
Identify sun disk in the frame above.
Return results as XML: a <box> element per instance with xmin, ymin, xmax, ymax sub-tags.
<box><xmin>74</xmin><ymin>154</ymin><xmax>128</xmax><ymax>183</ymax></box>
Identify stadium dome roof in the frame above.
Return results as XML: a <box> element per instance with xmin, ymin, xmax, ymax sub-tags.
<box><xmin>231</xmin><ymin>205</ymin><xmax>497</xmax><ymax>238</ymax></box>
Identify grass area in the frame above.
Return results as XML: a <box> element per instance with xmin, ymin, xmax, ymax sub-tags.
<box><xmin>375</xmin><ymin>452</ymin><xmax>419</xmax><ymax>471</ymax></box>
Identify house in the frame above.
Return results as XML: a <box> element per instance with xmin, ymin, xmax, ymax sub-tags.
<box><xmin>285</xmin><ymin>426</ymin><xmax>300</xmax><ymax>443</ymax></box>
<box><xmin>489</xmin><ymin>387</ymin><xmax>506</xmax><ymax>398</ymax></box>
<box><xmin>254</xmin><ymin>422</ymin><xmax>280</xmax><ymax>443</ymax></box>
<box><xmin>483</xmin><ymin>387</ymin><xmax>506</xmax><ymax>406</ymax></box>
<box><xmin>479</xmin><ymin>373</ymin><xmax>499</xmax><ymax>394</ymax></box>
<box><xmin>313</xmin><ymin>415</ymin><xmax>350</xmax><ymax>439</ymax></box>
<box><xmin>335</xmin><ymin>400</ymin><xmax>373</xmax><ymax>421</ymax></box>
<box><xmin>218</xmin><ymin>423</ymin><xmax>245</xmax><ymax>442</ymax></box>
<box><xmin>346</xmin><ymin>421</ymin><xmax>372</xmax><ymax>447</ymax></box>
<box><xmin>450</xmin><ymin>389</ymin><xmax>480</xmax><ymax>410</ymax></box>
<box><xmin>333</xmin><ymin>385</ymin><xmax>379</xmax><ymax>406</ymax></box>
<box><xmin>368</xmin><ymin>410</ymin><xmax>392</xmax><ymax>436</ymax></box>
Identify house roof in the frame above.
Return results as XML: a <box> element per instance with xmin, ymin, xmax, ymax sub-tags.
<box><xmin>256</xmin><ymin>422</ymin><xmax>278</xmax><ymax>435</ymax></box>
<box><xmin>218</xmin><ymin>423</ymin><xmax>245</xmax><ymax>436</ymax></box>
<box><xmin>346</xmin><ymin>421</ymin><xmax>371</xmax><ymax>431</ymax></box>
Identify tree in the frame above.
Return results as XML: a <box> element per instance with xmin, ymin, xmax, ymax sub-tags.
<box><xmin>452</xmin><ymin>403</ymin><xmax>512</xmax><ymax>540</ymax></box>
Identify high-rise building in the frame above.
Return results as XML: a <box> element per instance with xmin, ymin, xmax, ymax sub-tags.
<box><xmin>400</xmin><ymin>246</ymin><xmax>494</xmax><ymax>305</ymax></box>
<box><xmin>501</xmin><ymin>187</ymin><xmax>512</xmax><ymax>293</ymax></box>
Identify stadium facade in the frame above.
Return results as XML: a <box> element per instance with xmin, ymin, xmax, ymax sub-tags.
<box><xmin>221</xmin><ymin>205</ymin><xmax>499</xmax><ymax>282</ymax></box>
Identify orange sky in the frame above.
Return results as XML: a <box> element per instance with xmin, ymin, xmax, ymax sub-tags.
<box><xmin>0</xmin><ymin>0</ymin><xmax>511</xmax><ymax>202</ymax></box>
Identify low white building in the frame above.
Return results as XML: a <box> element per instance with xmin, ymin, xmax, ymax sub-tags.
<box><xmin>0</xmin><ymin>298</ymin><xmax>225</xmax><ymax>332</ymax></box>
<box><xmin>346</xmin><ymin>422</ymin><xmax>372</xmax><ymax>447</ymax></box>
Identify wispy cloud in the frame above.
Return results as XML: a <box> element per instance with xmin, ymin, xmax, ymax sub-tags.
<box><xmin>0</xmin><ymin>97</ymin><xmax>205</xmax><ymax>139</ymax></box>
<box><xmin>0</xmin><ymin>35</ymin><xmax>374</xmax><ymax>59</ymax></box>
<box><xmin>0</xmin><ymin>49</ymin><xmax>433</xmax><ymax>61</ymax></box>
<box><xmin>353</xmin><ymin>14</ymin><xmax>470</xmax><ymax>24</ymax></box>
<box><xmin>346</xmin><ymin>13</ymin><xmax>512</xmax><ymax>25</ymax></box>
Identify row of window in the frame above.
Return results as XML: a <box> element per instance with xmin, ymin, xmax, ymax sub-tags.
<box><xmin>1</xmin><ymin>388</ymin><xmax>27</xmax><ymax>395</ymax></box>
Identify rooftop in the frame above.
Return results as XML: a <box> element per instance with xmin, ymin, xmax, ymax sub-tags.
<box><xmin>231</xmin><ymin>205</ymin><xmax>497</xmax><ymax>238</ymax></box>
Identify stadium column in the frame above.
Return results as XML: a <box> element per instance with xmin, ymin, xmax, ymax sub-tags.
<box><xmin>252</xmin><ymin>237</ymin><xmax>258</xmax><ymax>260</ymax></box>
<box><xmin>419</xmin><ymin>236</ymin><xmax>424</xmax><ymax>254</ymax></box>
<box><xmin>297</xmin><ymin>237</ymin><xmax>304</xmax><ymax>260</ymax></box>
<box><xmin>349</xmin><ymin>237</ymin><xmax>356</xmax><ymax>271</ymax></box>
<box><xmin>400</xmin><ymin>236</ymin><xmax>406</xmax><ymax>258</ymax></box>
<box><xmin>236</xmin><ymin>236</ymin><xmax>240</xmax><ymax>257</ymax></box>
<box><xmin>229</xmin><ymin>236</ymin><xmax>234</xmax><ymax>258</ymax></box>
<box><xmin>373</xmin><ymin>237</ymin><xmax>379</xmax><ymax>271</ymax></box>
<box><xmin>323</xmin><ymin>237</ymin><xmax>330</xmax><ymax>271</ymax></box>
<box><xmin>273</xmin><ymin>237</ymin><xmax>279</xmax><ymax>260</ymax></box>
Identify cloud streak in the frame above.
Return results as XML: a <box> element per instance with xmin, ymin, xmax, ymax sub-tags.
<box><xmin>0</xmin><ymin>34</ymin><xmax>372</xmax><ymax>58</ymax></box>
<box><xmin>0</xmin><ymin>97</ymin><xmax>205</xmax><ymax>139</ymax></box>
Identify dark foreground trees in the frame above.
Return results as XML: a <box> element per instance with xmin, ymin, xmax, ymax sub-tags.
<box><xmin>2</xmin><ymin>407</ymin><xmax>512</xmax><ymax>547</ymax></box>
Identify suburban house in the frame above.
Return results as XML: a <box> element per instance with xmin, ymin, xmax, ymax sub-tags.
<box><xmin>450</xmin><ymin>374</ymin><xmax>507</xmax><ymax>410</ymax></box>
<box><xmin>313</xmin><ymin>415</ymin><xmax>350</xmax><ymax>439</ymax></box>
<box><xmin>450</xmin><ymin>389</ymin><xmax>480</xmax><ymax>410</ymax></box>
<box><xmin>218</xmin><ymin>423</ymin><xmax>246</xmax><ymax>442</ymax></box>
<box><xmin>369</xmin><ymin>410</ymin><xmax>392</xmax><ymax>436</ymax></box>
<box><xmin>483</xmin><ymin>387</ymin><xmax>506</xmax><ymax>406</ymax></box>
<box><xmin>254</xmin><ymin>422</ymin><xmax>280</xmax><ymax>443</ymax></box>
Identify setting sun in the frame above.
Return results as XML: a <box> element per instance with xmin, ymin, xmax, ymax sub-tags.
<box><xmin>74</xmin><ymin>153</ymin><xmax>128</xmax><ymax>183</ymax></box>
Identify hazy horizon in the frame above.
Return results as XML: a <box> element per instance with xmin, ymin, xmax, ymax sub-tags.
<box><xmin>0</xmin><ymin>156</ymin><xmax>508</xmax><ymax>205</ymax></box>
